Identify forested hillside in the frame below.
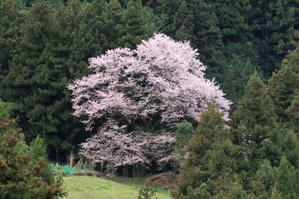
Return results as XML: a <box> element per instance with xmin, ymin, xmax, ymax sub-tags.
<box><xmin>0</xmin><ymin>0</ymin><xmax>298</xmax><ymax>198</ymax></box>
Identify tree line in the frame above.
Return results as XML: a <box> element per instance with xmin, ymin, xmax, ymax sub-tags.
<box><xmin>175</xmin><ymin>46</ymin><xmax>299</xmax><ymax>198</ymax></box>
<box><xmin>0</xmin><ymin>0</ymin><xmax>298</xmax><ymax>163</ymax></box>
<box><xmin>0</xmin><ymin>0</ymin><xmax>298</xmax><ymax>198</ymax></box>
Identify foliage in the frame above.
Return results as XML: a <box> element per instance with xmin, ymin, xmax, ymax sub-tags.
<box><xmin>0</xmin><ymin>101</ymin><xmax>10</xmax><ymax>119</ymax></box>
<box><xmin>175</xmin><ymin>72</ymin><xmax>299</xmax><ymax>198</ymax></box>
<box><xmin>174</xmin><ymin>104</ymin><xmax>242</xmax><ymax>199</ymax></box>
<box><xmin>274</xmin><ymin>156</ymin><xmax>298</xmax><ymax>199</ymax></box>
<box><xmin>268</xmin><ymin>46</ymin><xmax>299</xmax><ymax>122</ymax></box>
<box><xmin>80</xmin><ymin>131</ymin><xmax>176</xmax><ymax>172</ymax></box>
<box><xmin>0</xmin><ymin>0</ymin><xmax>298</xmax><ymax>188</ymax></box>
<box><xmin>0</xmin><ymin>0</ymin><xmax>155</xmax><ymax>162</ymax></box>
<box><xmin>246</xmin><ymin>0</ymin><xmax>299</xmax><ymax>76</ymax></box>
<box><xmin>175</xmin><ymin>120</ymin><xmax>194</xmax><ymax>157</ymax></box>
<box><xmin>138</xmin><ymin>185</ymin><xmax>158</xmax><ymax>199</ymax></box>
<box><xmin>0</xmin><ymin>105</ymin><xmax>65</xmax><ymax>199</ymax></box>
<box><xmin>69</xmin><ymin>34</ymin><xmax>231</xmax><ymax>171</ymax></box>
<box><xmin>287</xmin><ymin>91</ymin><xmax>299</xmax><ymax>131</ymax></box>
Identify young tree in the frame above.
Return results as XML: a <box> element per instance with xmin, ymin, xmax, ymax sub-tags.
<box><xmin>69</xmin><ymin>34</ymin><xmax>231</xmax><ymax>171</ymax></box>
<box><xmin>0</xmin><ymin>102</ymin><xmax>65</xmax><ymax>199</ymax></box>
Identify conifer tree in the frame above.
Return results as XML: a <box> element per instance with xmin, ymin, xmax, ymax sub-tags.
<box><xmin>251</xmin><ymin>160</ymin><xmax>275</xmax><ymax>199</ymax></box>
<box><xmin>232</xmin><ymin>73</ymin><xmax>281</xmax><ymax>173</ymax></box>
<box><xmin>222</xmin><ymin>56</ymin><xmax>256</xmax><ymax>104</ymax></box>
<box><xmin>268</xmin><ymin>46</ymin><xmax>299</xmax><ymax>122</ymax></box>
<box><xmin>247</xmin><ymin>0</ymin><xmax>298</xmax><ymax>76</ymax></box>
<box><xmin>175</xmin><ymin>120</ymin><xmax>194</xmax><ymax>160</ymax></box>
<box><xmin>2</xmin><ymin>1</ymin><xmax>88</xmax><ymax>161</ymax></box>
<box><xmin>155</xmin><ymin>0</ymin><xmax>180</xmax><ymax>35</ymax></box>
<box><xmin>0</xmin><ymin>0</ymin><xmax>21</xmax><ymax>96</ymax></box>
<box><xmin>174</xmin><ymin>104</ymin><xmax>241</xmax><ymax>199</ymax></box>
<box><xmin>187</xmin><ymin>0</ymin><xmax>224</xmax><ymax>81</ymax></box>
<box><xmin>173</xmin><ymin>1</ymin><xmax>194</xmax><ymax>41</ymax></box>
<box><xmin>156</xmin><ymin>0</ymin><xmax>225</xmax><ymax>82</ymax></box>
<box><xmin>107</xmin><ymin>0</ymin><xmax>124</xmax><ymax>48</ymax></box>
<box><xmin>0</xmin><ymin>102</ymin><xmax>65</xmax><ymax>199</ymax></box>
<box><xmin>287</xmin><ymin>92</ymin><xmax>299</xmax><ymax>132</ymax></box>
<box><xmin>273</xmin><ymin>156</ymin><xmax>298</xmax><ymax>199</ymax></box>
<box><xmin>205</xmin><ymin>0</ymin><xmax>250</xmax><ymax>43</ymax></box>
<box><xmin>281</xmin><ymin>130</ymin><xmax>299</xmax><ymax>167</ymax></box>
<box><xmin>119</xmin><ymin>0</ymin><xmax>153</xmax><ymax>48</ymax></box>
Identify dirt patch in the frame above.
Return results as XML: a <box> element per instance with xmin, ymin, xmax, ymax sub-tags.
<box><xmin>144</xmin><ymin>172</ymin><xmax>178</xmax><ymax>190</ymax></box>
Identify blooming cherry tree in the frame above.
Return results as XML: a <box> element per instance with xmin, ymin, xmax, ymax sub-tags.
<box><xmin>68</xmin><ymin>34</ymin><xmax>231</xmax><ymax>171</ymax></box>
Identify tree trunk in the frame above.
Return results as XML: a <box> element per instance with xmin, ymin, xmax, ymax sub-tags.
<box><xmin>69</xmin><ymin>150</ymin><xmax>74</xmax><ymax>167</ymax></box>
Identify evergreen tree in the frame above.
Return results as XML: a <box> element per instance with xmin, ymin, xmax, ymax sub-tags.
<box><xmin>187</xmin><ymin>0</ymin><xmax>224</xmax><ymax>82</ymax></box>
<box><xmin>268</xmin><ymin>46</ymin><xmax>299</xmax><ymax>122</ymax></box>
<box><xmin>206</xmin><ymin>0</ymin><xmax>250</xmax><ymax>43</ymax></box>
<box><xmin>155</xmin><ymin>0</ymin><xmax>180</xmax><ymax>35</ymax></box>
<box><xmin>232</xmin><ymin>73</ymin><xmax>281</xmax><ymax>173</ymax></box>
<box><xmin>273</xmin><ymin>156</ymin><xmax>298</xmax><ymax>199</ymax></box>
<box><xmin>281</xmin><ymin>130</ymin><xmax>299</xmax><ymax>167</ymax></box>
<box><xmin>173</xmin><ymin>1</ymin><xmax>194</xmax><ymax>41</ymax></box>
<box><xmin>247</xmin><ymin>0</ymin><xmax>299</xmax><ymax>76</ymax></box>
<box><xmin>0</xmin><ymin>0</ymin><xmax>20</xmax><ymax>94</ymax></box>
<box><xmin>287</xmin><ymin>91</ymin><xmax>299</xmax><ymax>132</ymax></box>
<box><xmin>251</xmin><ymin>160</ymin><xmax>275</xmax><ymax>199</ymax></box>
<box><xmin>1</xmin><ymin>1</ymin><xmax>88</xmax><ymax>162</ymax></box>
<box><xmin>107</xmin><ymin>0</ymin><xmax>124</xmax><ymax>48</ymax></box>
<box><xmin>156</xmin><ymin>0</ymin><xmax>225</xmax><ymax>82</ymax></box>
<box><xmin>76</xmin><ymin>0</ymin><xmax>110</xmax><ymax>57</ymax></box>
<box><xmin>174</xmin><ymin>104</ymin><xmax>242</xmax><ymax>199</ymax></box>
<box><xmin>119</xmin><ymin>0</ymin><xmax>153</xmax><ymax>48</ymax></box>
<box><xmin>222</xmin><ymin>56</ymin><xmax>256</xmax><ymax>105</ymax></box>
<box><xmin>0</xmin><ymin>101</ymin><xmax>11</xmax><ymax>119</ymax></box>
<box><xmin>175</xmin><ymin>120</ymin><xmax>194</xmax><ymax>159</ymax></box>
<box><xmin>0</xmin><ymin>103</ymin><xmax>65</xmax><ymax>199</ymax></box>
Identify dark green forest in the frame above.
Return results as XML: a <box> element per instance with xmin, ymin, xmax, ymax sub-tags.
<box><xmin>0</xmin><ymin>0</ymin><xmax>298</xmax><ymax>198</ymax></box>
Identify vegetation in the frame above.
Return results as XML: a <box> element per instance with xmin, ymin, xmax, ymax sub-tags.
<box><xmin>0</xmin><ymin>0</ymin><xmax>298</xmax><ymax>198</ymax></box>
<box><xmin>1</xmin><ymin>0</ymin><xmax>298</xmax><ymax>161</ymax></box>
<box><xmin>69</xmin><ymin>34</ymin><xmax>230</xmax><ymax>173</ymax></box>
<box><xmin>0</xmin><ymin>102</ymin><xmax>65</xmax><ymax>199</ymax></box>
<box><xmin>63</xmin><ymin>176</ymin><xmax>171</xmax><ymax>199</ymax></box>
<box><xmin>175</xmin><ymin>68</ymin><xmax>299</xmax><ymax>198</ymax></box>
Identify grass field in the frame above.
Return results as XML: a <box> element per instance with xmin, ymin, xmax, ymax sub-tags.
<box><xmin>62</xmin><ymin>176</ymin><xmax>172</xmax><ymax>199</ymax></box>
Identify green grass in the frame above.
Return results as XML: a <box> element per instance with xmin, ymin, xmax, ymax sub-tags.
<box><xmin>62</xmin><ymin>176</ymin><xmax>172</xmax><ymax>199</ymax></box>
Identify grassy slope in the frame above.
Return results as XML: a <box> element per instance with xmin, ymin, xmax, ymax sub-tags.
<box><xmin>63</xmin><ymin>176</ymin><xmax>172</xmax><ymax>199</ymax></box>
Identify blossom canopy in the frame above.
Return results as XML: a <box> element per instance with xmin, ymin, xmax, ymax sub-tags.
<box><xmin>69</xmin><ymin>33</ymin><xmax>231</xmax><ymax>131</ymax></box>
<box><xmin>68</xmin><ymin>33</ymin><xmax>231</xmax><ymax>170</ymax></box>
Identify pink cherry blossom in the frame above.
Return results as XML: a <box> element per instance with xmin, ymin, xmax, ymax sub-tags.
<box><xmin>68</xmin><ymin>34</ymin><xmax>231</xmax><ymax>171</ymax></box>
